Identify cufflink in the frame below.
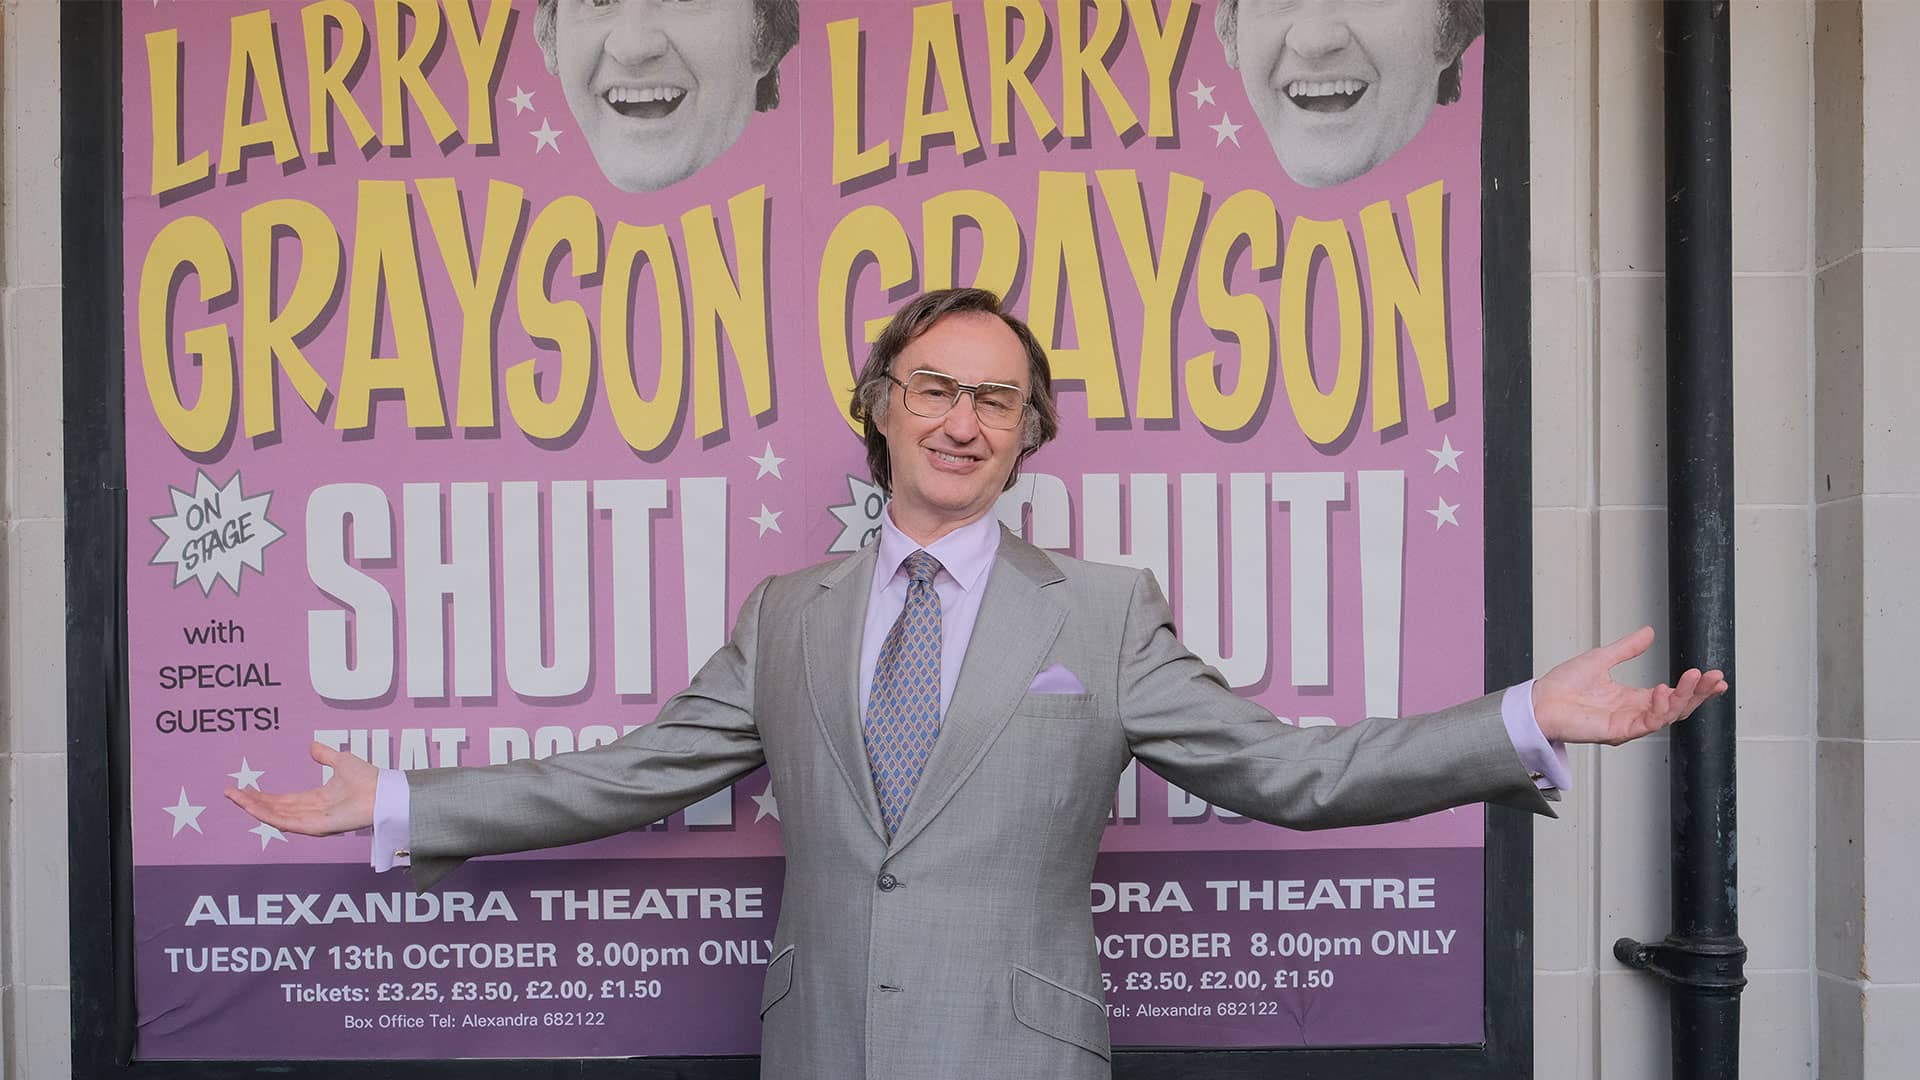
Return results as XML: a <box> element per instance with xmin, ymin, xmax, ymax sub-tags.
<box><xmin>1528</xmin><ymin>772</ymin><xmax>1545</xmax><ymax>782</ymax></box>
<box><xmin>394</xmin><ymin>849</ymin><xmax>410</xmax><ymax>859</ymax></box>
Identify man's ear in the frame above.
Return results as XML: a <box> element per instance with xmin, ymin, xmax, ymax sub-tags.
<box><xmin>533</xmin><ymin>2</ymin><xmax>561</xmax><ymax>75</ymax></box>
<box><xmin>750</xmin><ymin>26</ymin><xmax>781</xmax><ymax>80</ymax></box>
<box><xmin>1215</xmin><ymin>9</ymin><xmax>1240</xmax><ymax>69</ymax></box>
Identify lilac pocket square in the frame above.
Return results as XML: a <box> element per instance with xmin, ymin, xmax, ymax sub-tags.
<box><xmin>1027</xmin><ymin>663</ymin><xmax>1087</xmax><ymax>694</ymax></box>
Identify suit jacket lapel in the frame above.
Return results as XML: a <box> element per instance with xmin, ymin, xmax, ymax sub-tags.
<box><xmin>887</xmin><ymin>531</ymin><xmax>1066</xmax><ymax>855</ymax></box>
<box><xmin>803</xmin><ymin>545</ymin><xmax>888</xmax><ymax>844</ymax></box>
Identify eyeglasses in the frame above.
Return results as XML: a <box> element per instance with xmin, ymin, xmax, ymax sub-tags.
<box><xmin>885</xmin><ymin>369</ymin><xmax>1029</xmax><ymax>430</ymax></box>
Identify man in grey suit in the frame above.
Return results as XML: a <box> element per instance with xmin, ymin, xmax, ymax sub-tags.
<box><xmin>234</xmin><ymin>288</ymin><xmax>1725</xmax><ymax>1079</ymax></box>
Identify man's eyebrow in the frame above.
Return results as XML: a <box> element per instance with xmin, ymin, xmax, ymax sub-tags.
<box><xmin>908</xmin><ymin>367</ymin><xmax>1024</xmax><ymax>387</ymax></box>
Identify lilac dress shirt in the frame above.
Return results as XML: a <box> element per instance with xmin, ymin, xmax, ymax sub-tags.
<box><xmin>371</xmin><ymin>511</ymin><xmax>1569</xmax><ymax>870</ymax></box>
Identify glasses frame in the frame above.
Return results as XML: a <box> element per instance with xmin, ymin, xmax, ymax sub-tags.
<box><xmin>884</xmin><ymin>369</ymin><xmax>1031</xmax><ymax>430</ymax></box>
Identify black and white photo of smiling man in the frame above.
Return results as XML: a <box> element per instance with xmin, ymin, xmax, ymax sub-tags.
<box><xmin>1215</xmin><ymin>0</ymin><xmax>1484</xmax><ymax>189</ymax></box>
<box><xmin>534</xmin><ymin>0</ymin><xmax>800</xmax><ymax>193</ymax></box>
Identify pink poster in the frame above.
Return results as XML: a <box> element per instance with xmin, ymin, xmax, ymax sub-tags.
<box><xmin>123</xmin><ymin>0</ymin><xmax>1493</xmax><ymax>1058</ymax></box>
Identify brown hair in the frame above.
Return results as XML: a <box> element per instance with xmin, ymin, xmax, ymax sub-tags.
<box><xmin>1213</xmin><ymin>0</ymin><xmax>1484</xmax><ymax>106</ymax></box>
<box><xmin>533</xmin><ymin>0</ymin><xmax>800</xmax><ymax>111</ymax></box>
<box><xmin>847</xmin><ymin>289</ymin><xmax>1061</xmax><ymax>496</ymax></box>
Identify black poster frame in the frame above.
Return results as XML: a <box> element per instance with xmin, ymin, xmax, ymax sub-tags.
<box><xmin>63</xmin><ymin>0</ymin><xmax>1534</xmax><ymax>1075</ymax></box>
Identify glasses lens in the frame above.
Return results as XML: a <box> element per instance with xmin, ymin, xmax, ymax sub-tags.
<box><xmin>971</xmin><ymin>385</ymin><xmax>1025</xmax><ymax>428</ymax></box>
<box><xmin>903</xmin><ymin>372</ymin><xmax>960</xmax><ymax>417</ymax></box>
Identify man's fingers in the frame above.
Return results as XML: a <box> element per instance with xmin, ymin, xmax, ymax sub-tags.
<box><xmin>226</xmin><ymin>787</ymin><xmax>290</xmax><ymax>831</ymax></box>
<box><xmin>1602</xmin><ymin>626</ymin><xmax>1656</xmax><ymax>667</ymax></box>
<box><xmin>1674</xmin><ymin>669</ymin><xmax>1702</xmax><ymax>704</ymax></box>
<box><xmin>227</xmin><ymin>784</ymin><xmax>330</xmax><ymax>835</ymax></box>
<box><xmin>1671</xmin><ymin>670</ymin><xmax>1727</xmax><ymax>720</ymax></box>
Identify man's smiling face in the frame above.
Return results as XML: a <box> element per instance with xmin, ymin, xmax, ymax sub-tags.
<box><xmin>553</xmin><ymin>0</ymin><xmax>768</xmax><ymax>193</ymax></box>
<box><xmin>1231</xmin><ymin>0</ymin><xmax>1450</xmax><ymax>188</ymax></box>
<box><xmin>876</xmin><ymin>313</ymin><xmax>1031</xmax><ymax>545</ymax></box>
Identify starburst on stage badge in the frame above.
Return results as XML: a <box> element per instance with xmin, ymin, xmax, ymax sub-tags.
<box><xmin>826</xmin><ymin>474</ymin><xmax>889</xmax><ymax>554</ymax></box>
<box><xmin>149</xmin><ymin>470</ymin><xmax>285</xmax><ymax>595</ymax></box>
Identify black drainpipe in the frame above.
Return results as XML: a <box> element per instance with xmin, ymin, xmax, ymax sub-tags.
<box><xmin>1613</xmin><ymin>2</ymin><xmax>1746</xmax><ymax>1077</ymax></box>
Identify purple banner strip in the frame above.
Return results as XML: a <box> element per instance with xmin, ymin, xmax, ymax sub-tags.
<box><xmin>1097</xmin><ymin>847</ymin><xmax>1484</xmax><ymax>1048</ymax></box>
<box><xmin>135</xmin><ymin>846</ymin><xmax>1479</xmax><ymax>1059</ymax></box>
<box><xmin>135</xmin><ymin>859</ymin><xmax>785</xmax><ymax>1059</ymax></box>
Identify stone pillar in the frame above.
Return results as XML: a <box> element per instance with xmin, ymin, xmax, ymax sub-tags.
<box><xmin>1</xmin><ymin>0</ymin><xmax>73</xmax><ymax>1076</ymax></box>
<box><xmin>1813</xmin><ymin>0</ymin><xmax>1920</xmax><ymax>1074</ymax></box>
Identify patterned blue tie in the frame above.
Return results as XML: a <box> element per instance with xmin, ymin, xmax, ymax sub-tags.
<box><xmin>864</xmin><ymin>550</ymin><xmax>944</xmax><ymax>836</ymax></box>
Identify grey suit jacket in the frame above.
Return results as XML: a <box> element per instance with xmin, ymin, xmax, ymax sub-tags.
<box><xmin>407</xmin><ymin>530</ymin><xmax>1554</xmax><ymax>1079</ymax></box>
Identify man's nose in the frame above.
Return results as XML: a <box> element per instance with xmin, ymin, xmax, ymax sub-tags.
<box><xmin>1284</xmin><ymin>8</ymin><xmax>1355</xmax><ymax>59</ymax></box>
<box><xmin>941</xmin><ymin>393</ymin><xmax>983</xmax><ymax>440</ymax></box>
<box><xmin>605</xmin><ymin>2</ymin><xmax>672</xmax><ymax>66</ymax></box>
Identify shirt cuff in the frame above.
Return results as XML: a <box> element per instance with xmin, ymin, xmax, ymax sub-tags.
<box><xmin>1503</xmin><ymin>680</ymin><xmax>1573</xmax><ymax>792</ymax></box>
<box><xmin>371</xmin><ymin>769</ymin><xmax>412</xmax><ymax>872</ymax></box>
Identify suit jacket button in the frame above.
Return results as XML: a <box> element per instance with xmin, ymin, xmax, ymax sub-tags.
<box><xmin>876</xmin><ymin>873</ymin><xmax>899</xmax><ymax>892</ymax></box>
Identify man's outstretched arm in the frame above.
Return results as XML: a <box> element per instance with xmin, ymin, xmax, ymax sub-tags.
<box><xmin>226</xmin><ymin>578</ymin><xmax>775</xmax><ymax>886</ymax></box>
<box><xmin>1119</xmin><ymin>572</ymin><xmax>1727</xmax><ymax>827</ymax></box>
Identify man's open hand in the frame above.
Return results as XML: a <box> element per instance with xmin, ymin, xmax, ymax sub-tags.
<box><xmin>225</xmin><ymin>741</ymin><xmax>379</xmax><ymax>836</ymax></box>
<box><xmin>1533</xmin><ymin>627</ymin><xmax>1728</xmax><ymax>745</ymax></box>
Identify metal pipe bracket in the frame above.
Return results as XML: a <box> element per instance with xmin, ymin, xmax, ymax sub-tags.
<box><xmin>1614</xmin><ymin>935</ymin><xmax>1749</xmax><ymax>994</ymax></box>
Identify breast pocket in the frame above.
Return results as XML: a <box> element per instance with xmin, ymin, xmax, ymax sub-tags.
<box><xmin>1013</xmin><ymin>692</ymin><xmax>1102</xmax><ymax>719</ymax></box>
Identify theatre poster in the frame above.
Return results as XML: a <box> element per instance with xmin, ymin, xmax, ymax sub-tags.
<box><xmin>110</xmin><ymin>0</ymin><xmax>1524</xmax><ymax>1062</ymax></box>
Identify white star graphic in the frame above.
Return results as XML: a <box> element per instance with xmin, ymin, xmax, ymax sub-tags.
<box><xmin>1427</xmin><ymin>496</ymin><xmax>1461</xmax><ymax>530</ymax></box>
<box><xmin>1211</xmin><ymin>114</ymin><xmax>1243</xmax><ymax>147</ymax></box>
<box><xmin>750</xmin><ymin>442</ymin><xmax>786</xmax><ymax>480</ymax></box>
<box><xmin>1189</xmin><ymin>79</ymin><xmax>1216</xmax><ymax>108</ymax></box>
<box><xmin>751</xmin><ymin>504</ymin><xmax>783</xmax><ymax>537</ymax></box>
<box><xmin>509</xmin><ymin>85</ymin><xmax>535</xmax><ymax>115</ymax></box>
<box><xmin>163</xmin><ymin>788</ymin><xmax>206</xmax><ymax>837</ymax></box>
<box><xmin>250</xmin><ymin>821</ymin><xmax>289</xmax><ymax>849</ymax></box>
<box><xmin>532</xmin><ymin>118</ymin><xmax>563</xmax><ymax>153</ymax></box>
<box><xmin>228</xmin><ymin>758</ymin><xmax>266</xmax><ymax>791</ymax></box>
<box><xmin>1429</xmin><ymin>435</ymin><xmax>1464</xmax><ymax>474</ymax></box>
<box><xmin>751</xmin><ymin>784</ymin><xmax>780</xmax><ymax>823</ymax></box>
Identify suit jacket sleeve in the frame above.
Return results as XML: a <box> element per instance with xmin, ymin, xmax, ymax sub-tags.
<box><xmin>404</xmin><ymin>578</ymin><xmax>773</xmax><ymax>889</ymax></box>
<box><xmin>1115</xmin><ymin>571</ymin><xmax>1555</xmax><ymax>828</ymax></box>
